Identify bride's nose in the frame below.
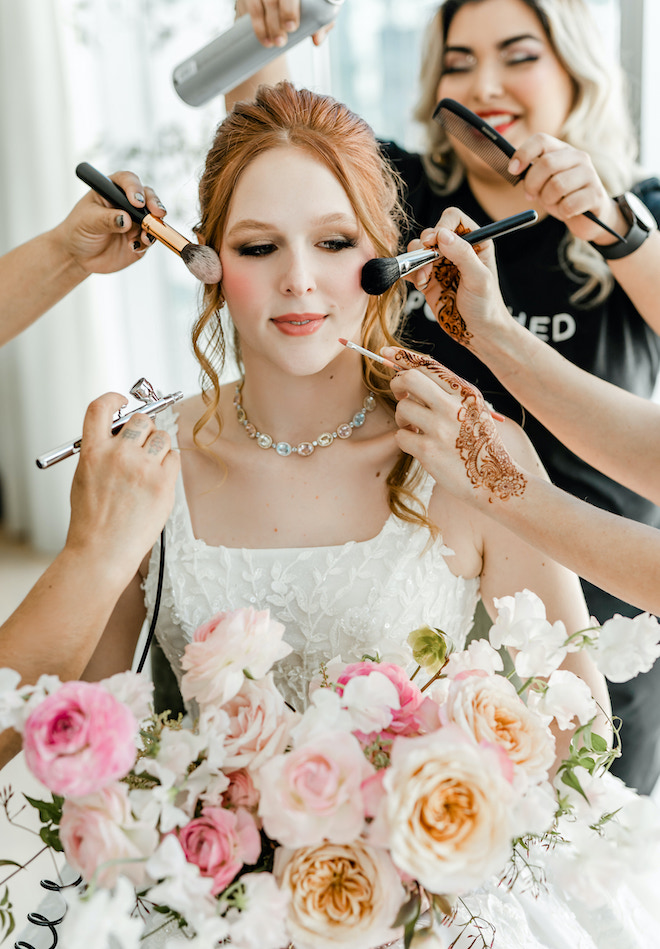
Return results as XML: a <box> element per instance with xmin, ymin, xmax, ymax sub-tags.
<box><xmin>280</xmin><ymin>249</ymin><xmax>317</xmax><ymax>296</ymax></box>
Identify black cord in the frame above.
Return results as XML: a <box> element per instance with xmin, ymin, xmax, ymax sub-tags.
<box><xmin>136</xmin><ymin>526</ymin><xmax>166</xmax><ymax>675</ymax></box>
<box><xmin>14</xmin><ymin>875</ymin><xmax>82</xmax><ymax>949</ymax></box>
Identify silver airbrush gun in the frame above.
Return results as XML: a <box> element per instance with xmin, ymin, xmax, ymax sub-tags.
<box><xmin>36</xmin><ymin>378</ymin><xmax>183</xmax><ymax>469</ymax></box>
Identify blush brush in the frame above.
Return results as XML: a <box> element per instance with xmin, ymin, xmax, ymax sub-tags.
<box><xmin>76</xmin><ymin>162</ymin><xmax>222</xmax><ymax>284</ymax></box>
<box><xmin>361</xmin><ymin>209</ymin><xmax>538</xmax><ymax>295</ymax></box>
<box><xmin>433</xmin><ymin>99</ymin><xmax>625</xmax><ymax>243</ymax></box>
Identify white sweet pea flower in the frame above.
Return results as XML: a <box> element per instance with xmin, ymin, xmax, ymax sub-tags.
<box><xmin>61</xmin><ymin>876</ymin><xmax>143</xmax><ymax>949</ymax></box>
<box><xmin>490</xmin><ymin>590</ymin><xmax>568</xmax><ymax>678</ymax></box>
<box><xmin>163</xmin><ymin>916</ymin><xmax>230</xmax><ymax>948</ymax></box>
<box><xmin>340</xmin><ymin>670</ymin><xmax>401</xmax><ymax>734</ymax></box>
<box><xmin>588</xmin><ymin>613</ymin><xmax>660</xmax><ymax>683</ymax></box>
<box><xmin>197</xmin><ymin>706</ymin><xmax>231</xmax><ymax>770</ymax></box>
<box><xmin>528</xmin><ymin>670</ymin><xmax>597</xmax><ymax>730</ymax></box>
<box><xmin>224</xmin><ymin>872</ymin><xmax>290</xmax><ymax>949</ymax></box>
<box><xmin>0</xmin><ymin>667</ymin><xmax>24</xmax><ymax>731</ymax></box>
<box><xmin>443</xmin><ymin>640</ymin><xmax>504</xmax><ymax>679</ymax></box>
<box><xmin>146</xmin><ymin>836</ymin><xmax>217</xmax><ymax>929</ymax></box>
<box><xmin>101</xmin><ymin>671</ymin><xmax>153</xmax><ymax>721</ymax></box>
<box><xmin>148</xmin><ymin>727</ymin><xmax>208</xmax><ymax>785</ymax></box>
<box><xmin>181</xmin><ymin>757</ymin><xmax>230</xmax><ymax>812</ymax></box>
<box><xmin>291</xmin><ymin>687</ymin><xmax>354</xmax><ymax>745</ymax></box>
<box><xmin>510</xmin><ymin>780</ymin><xmax>557</xmax><ymax>838</ymax></box>
<box><xmin>130</xmin><ymin>783</ymin><xmax>190</xmax><ymax>833</ymax></box>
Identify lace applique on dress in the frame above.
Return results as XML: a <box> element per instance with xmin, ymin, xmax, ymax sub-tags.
<box><xmin>142</xmin><ymin>413</ymin><xmax>480</xmax><ymax>712</ymax></box>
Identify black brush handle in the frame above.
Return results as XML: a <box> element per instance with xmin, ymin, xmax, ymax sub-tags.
<box><xmin>463</xmin><ymin>209</ymin><xmax>538</xmax><ymax>244</ymax></box>
<box><xmin>76</xmin><ymin>162</ymin><xmax>147</xmax><ymax>225</ymax></box>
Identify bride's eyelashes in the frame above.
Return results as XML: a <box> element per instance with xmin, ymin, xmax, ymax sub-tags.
<box><xmin>234</xmin><ymin>236</ymin><xmax>359</xmax><ymax>258</ymax></box>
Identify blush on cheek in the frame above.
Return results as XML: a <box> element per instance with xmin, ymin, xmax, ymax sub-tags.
<box><xmin>221</xmin><ymin>270</ymin><xmax>259</xmax><ymax>311</ymax></box>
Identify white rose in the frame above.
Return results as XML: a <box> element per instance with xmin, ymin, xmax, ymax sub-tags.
<box><xmin>588</xmin><ymin>613</ymin><xmax>660</xmax><ymax>682</ymax></box>
<box><xmin>222</xmin><ymin>673</ymin><xmax>297</xmax><ymax>772</ymax></box>
<box><xmin>224</xmin><ymin>872</ymin><xmax>290</xmax><ymax>949</ymax></box>
<box><xmin>340</xmin><ymin>670</ymin><xmax>401</xmax><ymax>734</ymax></box>
<box><xmin>527</xmin><ymin>669</ymin><xmax>597</xmax><ymax>730</ymax></box>
<box><xmin>274</xmin><ymin>840</ymin><xmax>405</xmax><ymax>949</ymax></box>
<box><xmin>379</xmin><ymin>727</ymin><xmax>517</xmax><ymax>893</ymax></box>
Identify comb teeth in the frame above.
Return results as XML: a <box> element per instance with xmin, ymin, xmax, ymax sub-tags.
<box><xmin>434</xmin><ymin>102</ymin><xmax>524</xmax><ymax>185</ymax></box>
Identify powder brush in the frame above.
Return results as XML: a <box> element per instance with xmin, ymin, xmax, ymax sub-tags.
<box><xmin>76</xmin><ymin>162</ymin><xmax>222</xmax><ymax>284</ymax></box>
<box><xmin>361</xmin><ymin>209</ymin><xmax>538</xmax><ymax>295</ymax></box>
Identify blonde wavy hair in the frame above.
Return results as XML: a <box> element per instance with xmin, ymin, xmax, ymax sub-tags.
<box><xmin>193</xmin><ymin>81</ymin><xmax>429</xmax><ymax>528</ymax></box>
<box><xmin>414</xmin><ymin>0</ymin><xmax>641</xmax><ymax>305</ymax></box>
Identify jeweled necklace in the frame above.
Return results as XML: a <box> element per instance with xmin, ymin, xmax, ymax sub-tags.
<box><xmin>233</xmin><ymin>382</ymin><xmax>377</xmax><ymax>457</ymax></box>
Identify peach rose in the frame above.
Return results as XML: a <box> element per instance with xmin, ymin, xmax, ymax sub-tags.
<box><xmin>380</xmin><ymin>727</ymin><xmax>516</xmax><ymax>894</ymax></box>
<box><xmin>274</xmin><ymin>840</ymin><xmax>405</xmax><ymax>949</ymax></box>
<box><xmin>223</xmin><ymin>769</ymin><xmax>260</xmax><ymax>816</ymax></box>
<box><xmin>59</xmin><ymin>783</ymin><xmax>158</xmax><ymax>888</ymax></box>
<box><xmin>441</xmin><ymin>674</ymin><xmax>555</xmax><ymax>784</ymax></box>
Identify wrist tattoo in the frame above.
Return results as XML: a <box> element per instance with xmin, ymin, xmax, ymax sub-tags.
<box><xmin>392</xmin><ymin>349</ymin><xmax>527</xmax><ymax>502</ymax></box>
<box><xmin>432</xmin><ymin>223</ymin><xmax>473</xmax><ymax>346</ymax></box>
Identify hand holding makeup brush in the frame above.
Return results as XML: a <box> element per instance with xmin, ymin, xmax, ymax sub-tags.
<box><xmin>403</xmin><ymin>208</ymin><xmax>512</xmax><ymax>353</ymax></box>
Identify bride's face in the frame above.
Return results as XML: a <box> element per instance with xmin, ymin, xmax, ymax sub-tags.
<box><xmin>219</xmin><ymin>145</ymin><xmax>376</xmax><ymax>377</ymax></box>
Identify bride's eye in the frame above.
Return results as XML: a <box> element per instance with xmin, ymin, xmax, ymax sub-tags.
<box><xmin>320</xmin><ymin>237</ymin><xmax>358</xmax><ymax>252</ymax></box>
<box><xmin>237</xmin><ymin>242</ymin><xmax>277</xmax><ymax>257</ymax></box>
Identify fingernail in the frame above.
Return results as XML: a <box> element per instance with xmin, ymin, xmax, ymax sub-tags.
<box><xmin>134</xmin><ymin>192</ymin><xmax>145</xmax><ymax>204</ymax></box>
<box><xmin>274</xmin><ymin>34</ymin><xmax>287</xmax><ymax>47</ymax></box>
<box><xmin>132</xmin><ymin>239</ymin><xmax>142</xmax><ymax>250</ymax></box>
<box><xmin>509</xmin><ymin>158</ymin><xmax>521</xmax><ymax>174</ymax></box>
<box><xmin>284</xmin><ymin>19</ymin><xmax>297</xmax><ymax>31</ymax></box>
<box><xmin>155</xmin><ymin>198</ymin><xmax>167</xmax><ymax>211</ymax></box>
<box><xmin>115</xmin><ymin>214</ymin><xmax>125</xmax><ymax>228</ymax></box>
<box><xmin>146</xmin><ymin>234</ymin><xmax>156</xmax><ymax>244</ymax></box>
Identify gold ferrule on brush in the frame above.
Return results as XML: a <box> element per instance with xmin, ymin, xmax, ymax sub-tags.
<box><xmin>141</xmin><ymin>215</ymin><xmax>189</xmax><ymax>255</ymax></box>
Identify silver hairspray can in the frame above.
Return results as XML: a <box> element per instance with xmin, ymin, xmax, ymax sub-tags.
<box><xmin>172</xmin><ymin>0</ymin><xmax>345</xmax><ymax>107</ymax></box>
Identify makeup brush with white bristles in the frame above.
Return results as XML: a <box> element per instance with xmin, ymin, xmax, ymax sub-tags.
<box><xmin>361</xmin><ymin>209</ymin><xmax>537</xmax><ymax>295</ymax></box>
<box><xmin>76</xmin><ymin>162</ymin><xmax>222</xmax><ymax>284</ymax></box>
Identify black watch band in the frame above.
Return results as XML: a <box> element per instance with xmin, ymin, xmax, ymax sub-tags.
<box><xmin>590</xmin><ymin>192</ymin><xmax>656</xmax><ymax>260</ymax></box>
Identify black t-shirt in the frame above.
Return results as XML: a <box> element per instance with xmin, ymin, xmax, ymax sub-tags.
<box><xmin>382</xmin><ymin>141</ymin><xmax>660</xmax><ymax>620</ymax></box>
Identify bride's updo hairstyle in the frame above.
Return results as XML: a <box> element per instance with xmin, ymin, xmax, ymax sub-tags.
<box><xmin>194</xmin><ymin>81</ymin><xmax>428</xmax><ymax>527</ymax></box>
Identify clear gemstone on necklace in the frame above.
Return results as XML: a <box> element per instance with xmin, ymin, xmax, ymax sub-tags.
<box><xmin>336</xmin><ymin>423</ymin><xmax>352</xmax><ymax>439</ymax></box>
<box><xmin>275</xmin><ymin>441</ymin><xmax>293</xmax><ymax>456</ymax></box>
<box><xmin>317</xmin><ymin>432</ymin><xmax>334</xmax><ymax>447</ymax></box>
<box><xmin>236</xmin><ymin>405</ymin><xmax>247</xmax><ymax>423</ymax></box>
<box><xmin>257</xmin><ymin>433</ymin><xmax>273</xmax><ymax>449</ymax></box>
<box><xmin>298</xmin><ymin>442</ymin><xmax>314</xmax><ymax>456</ymax></box>
<box><xmin>352</xmin><ymin>411</ymin><xmax>366</xmax><ymax>427</ymax></box>
<box><xmin>364</xmin><ymin>393</ymin><xmax>377</xmax><ymax>412</ymax></box>
<box><xmin>245</xmin><ymin>422</ymin><xmax>257</xmax><ymax>438</ymax></box>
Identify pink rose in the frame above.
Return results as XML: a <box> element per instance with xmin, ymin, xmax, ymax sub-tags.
<box><xmin>222</xmin><ymin>674</ymin><xmax>297</xmax><ymax>772</ymax></box>
<box><xmin>257</xmin><ymin>732</ymin><xmax>373</xmax><ymax>847</ymax></box>
<box><xmin>60</xmin><ymin>784</ymin><xmax>158</xmax><ymax>888</ymax></box>
<box><xmin>23</xmin><ymin>681</ymin><xmax>138</xmax><ymax>796</ymax></box>
<box><xmin>223</xmin><ymin>770</ymin><xmax>260</xmax><ymax>816</ymax></box>
<box><xmin>176</xmin><ymin>806</ymin><xmax>261</xmax><ymax>895</ymax></box>
<box><xmin>337</xmin><ymin>662</ymin><xmax>432</xmax><ymax>737</ymax></box>
<box><xmin>181</xmin><ymin>608</ymin><xmax>292</xmax><ymax>708</ymax></box>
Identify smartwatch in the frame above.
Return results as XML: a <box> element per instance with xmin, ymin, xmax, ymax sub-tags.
<box><xmin>590</xmin><ymin>191</ymin><xmax>657</xmax><ymax>260</ymax></box>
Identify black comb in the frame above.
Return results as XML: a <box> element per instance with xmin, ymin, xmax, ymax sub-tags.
<box><xmin>433</xmin><ymin>98</ymin><xmax>625</xmax><ymax>242</ymax></box>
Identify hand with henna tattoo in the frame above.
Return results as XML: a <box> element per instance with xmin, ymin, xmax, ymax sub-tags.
<box><xmin>404</xmin><ymin>208</ymin><xmax>513</xmax><ymax>356</ymax></box>
<box><xmin>383</xmin><ymin>346</ymin><xmax>527</xmax><ymax>504</ymax></box>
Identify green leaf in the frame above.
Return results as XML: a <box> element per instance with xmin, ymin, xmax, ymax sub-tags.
<box><xmin>24</xmin><ymin>794</ymin><xmax>63</xmax><ymax>825</ymax></box>
<box><xmin>392</xmin><ymin>891</ymin><xmax>421</xmax><ymax>929</ymax></box>
<box><xmin>560</xmin><ymin>768</ymin><xmax>588</xmax><ymax>801</ymax></box>
<box><xmin>39</xmin><ymin>825</ymin><xmax>63</xmax><ymax>852</ymax></box>
<box><xmin>590</xmin><ymin>733</ymin><xmax>608</xmax><ymax>753</ymax></box>
<box><xmin>0</xmin><ymin>860</ymin><xmax>22</xmax><ymax>869</ymax></box>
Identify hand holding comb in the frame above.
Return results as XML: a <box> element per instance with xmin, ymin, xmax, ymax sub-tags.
<box><xmin>433</xmin><ymin>98</ymin><xmax>625</xmax><ymax>243</ymax></box>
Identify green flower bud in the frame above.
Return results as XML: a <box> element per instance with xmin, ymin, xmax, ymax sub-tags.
<box><xmin>407</xmin><ymin>626</ymin><xmax>449</xmax><ymax>675</ymax></box>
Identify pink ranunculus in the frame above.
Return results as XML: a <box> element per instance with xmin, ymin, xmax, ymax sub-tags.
<box><xmin>60</xmin><ymin>784</ymin><xmax>158</xmax><ymax>888</ymax></box>
<box><xmin>222</xmin><ymin>674</ymin><xmax>297</xmax><ymax>773</ymax></box>
<box><xmin>256</xmin><ymin>731</ymin><xmax>373</xmax><ymax>848</ymax></box>
<box><xmin>176</xmin><ymin>806</ymin><xmax>261</xmax><ymax>895</ymax></box>
<box><xmin>181</xmin><ymin>608</ymin><xmax>293</xmax><ymax>708</ymax></box>
<box><xmin>337</xmin><ymin>662</ymin><xmax>431</xmax><ymax>737</ymax></box>
<box><xmin>23</xmin><ymin>680</ymin><xmax>138</xmax><ymax>797</ymax></box>
<box><xmin>223</xmin><ymin>770</ymin><xmax>261</xmax><ymax>816</ymax></box>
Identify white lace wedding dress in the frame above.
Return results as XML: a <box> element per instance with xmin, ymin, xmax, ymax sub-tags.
<box><xmin>138</xmin><ymin>418</ymin><xmax>659</xmax><ymax>949</ymax></box>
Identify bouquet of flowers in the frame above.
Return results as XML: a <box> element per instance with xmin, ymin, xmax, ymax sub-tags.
<box><xmin>2</xmin><ymin>592</ymin><xmax>660</xmax><ymax>949</ymax></box>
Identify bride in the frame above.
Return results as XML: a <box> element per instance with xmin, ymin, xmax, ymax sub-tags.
<box><xmin>82</xmin><ymin>82</ymin><xmax>636</xmax><ymax>945</ymax></box>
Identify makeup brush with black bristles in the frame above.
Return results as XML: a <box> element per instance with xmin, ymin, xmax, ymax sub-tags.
<box><xmin>361</xmin><ymin>209</ymin><xmax>538</xmax><ymax>295</ymax></box>
<box><xmin>76</xmin><ymin>162</ymin><xmax>222</xmax><ymax>284</ymax></box>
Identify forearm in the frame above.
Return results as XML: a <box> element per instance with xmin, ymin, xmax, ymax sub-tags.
<box><xmin>225</xmin><ymin>57</ymin><xmax>290</xmax><ymax>112</ymax></box>
<box><xmin>474</xmin><ymin>471</ymin><xmax>660</xmax><ymax>616</ymax></box>
<box><xmin>603</xmin><ymin>231</ymin><xmax>660</xmax><ymax>336</ymax></box>
<box><xmin>0</xmin><ymin>546</ymin><xmax>132</xmax><ymax>686</ymax></box>
<box><xmin>0</xmin><ymin>229</ymin><xmax>87</xmax><ymax>346</ymax></box>
<box><xmin>472</xmin><ymin>313</ymin><xmax>660</xmax><ymax>505</ymax></box>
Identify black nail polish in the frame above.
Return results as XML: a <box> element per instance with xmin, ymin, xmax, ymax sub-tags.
<box><xmin>132</xmin><ymin>239</ymin><xmax>141</xmax><ymax>251</ymax></box>
<box><xmin>116</xmin><ymin>214</ymin><xmax>125</xmax><ymax>228</ymax></box>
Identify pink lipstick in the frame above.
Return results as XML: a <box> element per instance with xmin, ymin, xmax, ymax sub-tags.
<box><xmin>272</xmin><ymin>313</ymin><xmax>326</xmax><ymax>336</ymax></box>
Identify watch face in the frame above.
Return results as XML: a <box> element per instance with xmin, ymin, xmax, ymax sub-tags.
<box><xmin>624</xmin><ymin>191</ymin><xmax>657</xmax><ymax>231</ymax></box>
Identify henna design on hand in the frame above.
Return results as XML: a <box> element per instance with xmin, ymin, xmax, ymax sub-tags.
<box><xmin>432</xmin><ymin>223</ymin><xmax>473</xmax><ymax>346</ymax></box>
<box><xmin>392</xmin><ymin>349</ymin><xmax>527</xmax><ymax>502</ymax></box>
